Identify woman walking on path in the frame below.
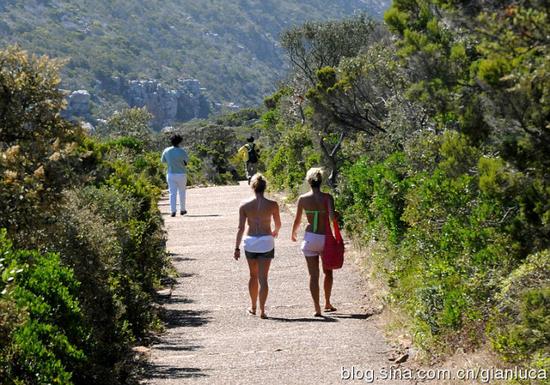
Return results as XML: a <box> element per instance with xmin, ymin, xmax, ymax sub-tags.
<box><xmin>161</xmin><ymin>134</ymin><xmax>189</xmax><ymax>217</ymax></box>
<box><xmin>234</xmin><ymin>174</ymin><xmax>281</xmax><ymax>319</ymax></box>
<box><xmin>291</xmin><ymin>168</ymin><xmax>337</xmax><ymax>316</ymax></box>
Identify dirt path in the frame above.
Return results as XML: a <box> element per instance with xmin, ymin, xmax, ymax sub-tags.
<box><xmin>145</xmin><ymin>182</ymin><xmax>411</xmax><ymax>385</ymax></box>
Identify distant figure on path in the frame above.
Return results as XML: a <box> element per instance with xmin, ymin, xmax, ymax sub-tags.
<box><xmin>291</xmin><ymin>168</ymin><xmax>337</xmax><ymax>316</ymax></box>
<box><xmin>237</xmin><ymin>136</ymin><xmax>259</xmax><ymax>184</ymax></box>
<box><xmin>234</xmin><ymin>174</ymin><xmax>281</xmax><ymax>319</ymax></box>
<box><xmin>161</xmin><ymin>134</ymin><xmax>189</xmax><ymax>217</ymax></box>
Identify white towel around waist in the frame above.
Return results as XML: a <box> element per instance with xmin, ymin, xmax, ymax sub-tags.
<box><xmin>243</xmin><ymin>235</ymin><xmax>275</xmax><ymax>253</ymax></box>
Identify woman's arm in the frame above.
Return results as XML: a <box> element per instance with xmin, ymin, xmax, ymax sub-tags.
<box><xmin>234</xmin><ymin>205</ymin><xmax>246</xmax><ymax>260</ymax></box>
<box><xmin>272</xmin><ymin>202</ymin><xmax>281</xmax><ymax>238</ymax></box>
<box><xmin>291</xmin><ymin>197</ymin><xmax>303</xmax><ymax>242</ymax></box>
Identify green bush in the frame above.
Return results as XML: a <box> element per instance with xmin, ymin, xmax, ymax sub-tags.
<box><xmin>337</xmin><ymin>131</ymin><xmax>544</xmax><ymax>355</ymax></box>
<box><xmin>45</xmin><ymin>140</ymin><xmax>168</xmax><ymax>383</ymax></box>
<box><xmin>0</xmin><ymin>229</ymin><xmax>88</xmax><ymax>385</ymax></box>
<box><xmin>264</xmin><ymin>0</ymin><xmax>549</xmax><ymax>368</ymax></box>
<box><xmin>489</xmin><ymin>251</ymin><xmax>550</xmax><ymax>364</ymax></box>
<box><xmin>266</xmin><ymin>124</ymin><xmax>319</xmax><ymax>196</ymax></box>
<box><xmin>0</xmin><ymin>46</ymin><xmax>170</xmax><ymax>384</ymax></box>
<box><xmin>337</xmin><ymin>152</ymin><xmax>409</xmax><ymax>244</ymax></box>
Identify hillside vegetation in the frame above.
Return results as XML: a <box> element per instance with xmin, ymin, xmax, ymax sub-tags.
<box><xmin>0</xmin><ymin>47</ymin><xmax>170</xmax><ymax>384</ymax></box>
<box><xmin>0</xmin><ymin>0</ymin><xmax>388</xmax><ymax>114</ymax></box>
<box><xmin>257</xmin><ymin>0</ymin><xmax>549</xmax><ymax>377</ymax></box>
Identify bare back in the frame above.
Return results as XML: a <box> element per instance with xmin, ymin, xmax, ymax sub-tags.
<box><xmin>240</xmin><ymin>196</ymin><xmax>279</xmax><ymax>236</ymax></box>
<box><xmin>298</xmin><ymin>191</ymin><xmax>334</xmax><ymax>235</ymax></box>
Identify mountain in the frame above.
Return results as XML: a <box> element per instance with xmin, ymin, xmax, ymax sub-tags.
<box><xmin>0</xmin><ymin>0</ymin><xmax>389</xmax><ymax>126</ymax></box>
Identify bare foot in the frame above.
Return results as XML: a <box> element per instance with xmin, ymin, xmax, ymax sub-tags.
<box><xmin>247</xmin><ymin>308</ymin><xmax>256</xmax><ymax>316</ymax></box>
<box><xmin>324</xmin><ymin>305</ymin><xmax>337</xmax><ymax>312</ymax></box>
<box><xmin>260</xmin><ymin>312</ymin><xmax>268</xmax><ymax>319</ymax></box>
<box><xmin>314</xmin><ymin>312</ymin><xmax>323</xmax><ymax>317</ymax></box>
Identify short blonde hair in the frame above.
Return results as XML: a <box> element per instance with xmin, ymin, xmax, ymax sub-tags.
<box><xmin>306</xmin><ymin>167</ymin><xmax>324</xmax><ymax>188</ymax></box>
<box><xmin>251</xmin><ymin>173</ymin><xmax>267</xmax><ymax>193</ymax></box>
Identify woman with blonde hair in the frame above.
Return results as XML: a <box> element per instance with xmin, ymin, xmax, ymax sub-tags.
<box><xmin>234</xmin><ymin>174</ymin><xmax>281</xmax><ymax>319</ymax></box>
<box><xmin>291</xmin><ymin>167</ymin><xmax>337</xmax><ymax>316</ymax></box>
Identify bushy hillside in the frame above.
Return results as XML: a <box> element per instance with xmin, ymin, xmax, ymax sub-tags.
<box><xmin>0</xmin><ymin>0</ymin><xmax>388</xmax><ymax>114</ymax></box>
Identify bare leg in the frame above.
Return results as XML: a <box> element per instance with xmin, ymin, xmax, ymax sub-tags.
<box><xmin>323</xmin><ymin>268</ymin><xmax>336</xmax><ymax>311</ymax></box>
<box><xmin>246</xmin><ymin>258</ymin><xmax>259</xmax><ymax>314</ymax></box>
<box><xmin>305</xmin><ymin>256</ymin><xmax>322</xmax><ymax>316</ymax></box>
<box><xmin>258</xmin><ymin>258</ymin><xmax>272</xmax><ymax>318</ymax></box>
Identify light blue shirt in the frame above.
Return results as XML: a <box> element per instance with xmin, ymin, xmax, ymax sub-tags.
<box><xmin>161</xmin><ymin>146</ymin><xmax>189</xmax><ymax>174</ymax></box>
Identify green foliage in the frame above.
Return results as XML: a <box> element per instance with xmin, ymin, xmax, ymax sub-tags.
<box><xmin>264</xmin><ymin>0</ymin><xmax>549</xmax><ymax>365</ymax></box>
<box><xmin>266</xmin><ymin>124</ymin><xmax>319</xmax><ymax>196</ymax></box>
<box><xmin>214</xmin><ymin>108</ymin><xmax>260</xmax><ymax>127</ymax></box>
<box><xmin>489</xmin><ymin>250</ymin><xmax>549</xmax><ymax>379</ymax></box>
<box><xmin>336</xmin><ymin>128</ymin><xmax>547</xmax><ymax>359</ymax></box>
<box><xmin>337</xmin><ymin>153</ymin><xmax>409</xmax><ymax>244</ymax></box>
<box><xmin>281</xmin><ymin>14</ymin><xmax>380</xmax><ymax>85</ymax></box>
<box><xmin>0</xmin><ymin>46</ymin><xmax>84</xmax><ymax>246</ymax></box>
<box><xmin>0</xmin><ymin>229</ymin><xmax>88</xmax><ymax>385</ymax></box>
<box><xmin>97</xmin><ymin>107</ymin><xmax>154</xmax><ymax>142</ymax></box>
<box><xmin>0</xmin><ymin>47</ymin><xmax>169</xmax><ymax>384</ymax></box>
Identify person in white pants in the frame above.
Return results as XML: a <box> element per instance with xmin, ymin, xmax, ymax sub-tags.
<box><xmin>161</xmin><ymin>134</ymin><xmax>189</xmax><ymax>217</ymax></box>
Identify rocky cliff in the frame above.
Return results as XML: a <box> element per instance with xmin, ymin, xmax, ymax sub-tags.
<box><xmin>63</xmin><ymin>78</ymin><xmax>211</xmax><ymax>130</ymax></box>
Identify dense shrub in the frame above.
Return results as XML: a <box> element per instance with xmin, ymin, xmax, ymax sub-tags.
<box><xmin>0</xmin><ymin>229</ymin><xmax>88</xmax><ymax>385</ymax></box>
<box><xmin>489</xmin><ymin>251</ymin><xmax>549</xmax><ymax>365</ymax></box>
<box><xmin>261</xmin><ymin>1</ymin><xmax>549</xmax><ymax>368</ymax></box>
<box><xmin>337</xmin><ymin>131</ymin><xmax>547</xmax><ymax>359</ymax></box>
<box><xmin>337</xmin><ymin>152</ymin><xmax>409</xmax><ymax>244</ymax></box>
<box><xmin>1</xmin><ymin>47</ymin><xmax>169</xmax><ymax>384</ymax></box>
<box><xmin>266</xmin><ymin>124</ymin><xmax>320</xmax><ymax>196</ymax></box>
<box><xmin>0</xmin><ymin>46</ymin><xmax>84</xmax><ymax>247</ymax></box>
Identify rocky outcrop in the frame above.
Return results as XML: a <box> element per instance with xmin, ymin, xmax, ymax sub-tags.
<box><xmin>67</xmin><ymin>90</ymin><xmax>91</xmax><ymax>117</ymax></box>
<box><xmin>124</xmin><ymin>79</ymin><xmax>210</xmax><ymax>128</ymax></box>
<box><xmin>63</xmin><ymin>78</ymin><xmax>211</xmax><ymax>130</ymax></box>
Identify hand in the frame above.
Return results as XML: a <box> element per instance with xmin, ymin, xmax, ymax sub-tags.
<box><xmin>272</xmin><ymin>229</ymin><xmax>279</xmax><ymax>238</ymax></box>
<box><xmin>291</xmin><ymin>232</ymin><xmax>297</xmax><ymax>242</ymax></box>
<box><xmin>234</xmin><ymin>249</ymin><xmax>241</xmax><ymax>260</ymax></box>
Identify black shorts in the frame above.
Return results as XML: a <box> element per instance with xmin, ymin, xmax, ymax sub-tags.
<box><xmin>245</xmin><ymin>249</ymin><xmax>275</xmax><ymax>259</ymax></box>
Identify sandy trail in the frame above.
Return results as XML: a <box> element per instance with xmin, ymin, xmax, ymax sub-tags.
<box><xmin>145</xmin><ymin>182</ymin><xmax>410</xmax><ymax>385</ymax></box>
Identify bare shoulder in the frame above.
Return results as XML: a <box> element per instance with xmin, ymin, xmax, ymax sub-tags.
<box><xmin>323</xmin><ymin>192</ymin><xmax>335</xmax><ymax>206</ymax></box>
<box><xmin>298</xmin><ymin>192</ymin><xmax>314</xmax><ymax>204</ymax></box>
<box><xmin>297</xmin><ymin>192</ymin><xmax>310</xmax><ymax>202</ymax></box>
<box><xmin>265</xmin><ymin>198</ymin><xmax>280</xmax><ymax>210</ymax></box>
<box><xmin>239</xmin><ymin>197</ymin><xmax>255</xmax><ymax>210</ymax></box>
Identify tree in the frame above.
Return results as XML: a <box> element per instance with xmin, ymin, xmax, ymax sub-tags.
<box><xmin>97</xmin><ymin>107</ymin><xmax>154</xmax><ymax>143</ymax></box>
<box><xmin>281</xmin><ymin>14</ymin><xmax>382</xmax><ymax>87</ymax></box>
<box><xmin>0</xmin><ymin>46</ymin><xmax>82</xmax><ymax>245</ymax></box>
<box><xmin>281</xmin><ymin>16</ymin><xmax>394</xmax><ymax>186</ymax></box>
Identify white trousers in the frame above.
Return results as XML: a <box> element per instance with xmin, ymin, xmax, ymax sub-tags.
<box><xmin>167</xmin><ymin>173</ymin><xmax>187</xmax><ymax>213</ymax></box>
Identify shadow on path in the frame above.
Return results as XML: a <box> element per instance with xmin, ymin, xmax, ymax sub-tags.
<box><xmin>172</xmin><ymin>256</ymin><xmax>197</xmax><ymax>262</ymax></box>
<box><xmin>161</xmin><ymin>308</ymin><xmax>210</xmax><ymax>328</ymax></box>
<box><xmin>267</xmin><ymin>316</ymin><xmax>338</xmax><ymax>323</ymax></box>
<box><xmin>154</xmin><ymin>344</ymin><xmax>202</xmax><ymax>352</ymax></box>
<box><xmin>146</xmin><ymin>365</ymin><xmax>208</xmax><ymax>379</ymax></box>
<box><xmin>331</xmin><ymin>313</ymin><xmax>373</xmax><ymax>320</ymax></box>
<box><xmin>157</xmin><ymin>296</ymin><xmax>194</xmax><ymax>305</ymax></box>
<box><xmin>184</xmin><ymin>214</ymin><xmax>221</xmax><ymax>218</ymax></box>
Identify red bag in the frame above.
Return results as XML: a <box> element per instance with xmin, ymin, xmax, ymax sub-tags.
<box><xmin>322</xmin><ymin>195</ymin><xmax>344</xmax><ymax>270</ymax></box>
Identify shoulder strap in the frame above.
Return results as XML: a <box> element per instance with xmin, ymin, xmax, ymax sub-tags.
<box><xmin>324</xmin><ymin>195</ymin><xmax>334</xmax><ymax>237</ymax></box>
